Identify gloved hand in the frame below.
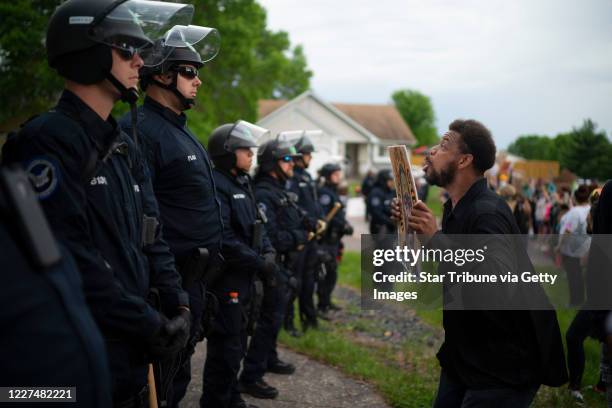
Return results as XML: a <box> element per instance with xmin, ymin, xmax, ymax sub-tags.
<box><xmin>146</xmin><ymin>308</ymin><xmax>190</xmax><ymax>359</ymax></box>
<box><xmin>343</xmin><ymin>223</ymin><xmax>354</xmax><ymax>236</ymax></box>
<box><xmin>287</xmin><ymin>275</ymin><xmax>299</xmax><ymax>290</ymax></box>
<box><xmin>316</xmin><ymin>219</ymin><xmax>327</xmax><ymax>235</ymax></box>
<box><xmin>259</xmin><ymin>254</ymin><xmax>278</xmax><ymax>288</ymax></box>
<box><xmin>317</xmin><ymin>249</ymin><xmax>333</xmax><ymax>264</ymax></box>
<box><xmin>303</xmin><ymin>216</ymin><xmax>318</xmax><ymax>232</ymax></box>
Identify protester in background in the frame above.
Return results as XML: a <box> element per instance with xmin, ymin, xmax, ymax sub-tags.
<box><xmin>499</xmin><ymin>185</ymin><xmax>531</xmax><ymax>235</ymax></box>
<box><xmin>556</xmin><ymin>185</ymin><xmax>591</xmax><ymax>307</ymax></box>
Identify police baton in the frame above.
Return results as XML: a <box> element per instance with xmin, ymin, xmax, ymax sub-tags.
<box><xmin>308</xmin><ymin>202</ymin><xmax>342</xmax><ymax>241</ymax></box>
<box><xmin>148</xmin><ymin>364</ymin><xmax>158</xmax><ymax>408</ymax></box>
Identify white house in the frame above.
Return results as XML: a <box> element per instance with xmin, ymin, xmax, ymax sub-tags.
<box><xmin>257</xmin><ymin>90</ymin><xmax>416</xmax><ymax>178</ymax></box>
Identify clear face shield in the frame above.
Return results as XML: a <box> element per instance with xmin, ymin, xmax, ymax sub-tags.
<box><xmin>89</xmin><ymin>0</ymin><xmax>196</xmax><ymax>65</ymax></box>
<box><xmin>142</xmin><ymin>24</ymin><xmax>221</xmax><ymax>67</ymax></box>
<box><xmin>229</xmin><ymin>121</ymin><xmax>270</xmax><ymax>150</ymax></box>
<box><xmin>277</xmin><ymin>130</ymin><xmax>318</xmax><ymax>154</ymax></box>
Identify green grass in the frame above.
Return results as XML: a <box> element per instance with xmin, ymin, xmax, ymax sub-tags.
<box><xmin>280</xmin><ymin>251</ymin><xmax>607</xmax><ymax>407</ymax></box>
<box><xmin>280</xmin><ymin>323</ymin><xmax>437</xmax><ymax>408</ymax></box>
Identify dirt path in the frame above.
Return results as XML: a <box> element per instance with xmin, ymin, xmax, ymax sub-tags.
<box><xmin>182</xmin><ymin>342</ymin><xmax>391</xmax><ymax>408</ymax></box>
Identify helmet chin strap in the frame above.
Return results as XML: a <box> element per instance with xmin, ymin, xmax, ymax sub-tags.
<box><xmin>105</xmin><ymin>72</ymin><xmax>139</xmax><ymax>149</ymax></box>
<box><xmin>151</xmin><ymin>72</ymin><xmax>194</xmax><ymax>111</ymax></box>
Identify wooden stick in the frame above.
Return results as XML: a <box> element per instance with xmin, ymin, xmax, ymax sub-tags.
<box><xmin>148</xmin><ymin>364</ymin><xmax>158</xmax><ymax>408</ymax></box>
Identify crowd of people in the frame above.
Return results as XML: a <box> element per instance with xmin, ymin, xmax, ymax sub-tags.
<box><xmin>0</xmin><ymin>1</ymin><xmax>353</xmax><ymax>407</ymax></box>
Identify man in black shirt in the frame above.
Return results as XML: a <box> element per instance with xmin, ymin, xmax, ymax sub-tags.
<box><xmin>405</xmin><ymin>119</ymin><xmax>567</xmax><ymax>407</ymax></box>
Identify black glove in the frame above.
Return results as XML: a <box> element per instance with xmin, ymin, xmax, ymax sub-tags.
<box><xmin>343</xmin><ymin>223</ymin><xmax>354</xmax><ymax>236</ymax></box>
<box><xmin>303</xmin><ymin>215</ymin><xmax>318</xmax><ymax>232</ymax></box>
<box><xmin>146</xmin><ymin>309</ymin><xmax>190</xmax><ymax>359</ymax></box>
<box><xmin>287</xmin><ymin>276</ymin><xmax>299</xmax><ymax>290</ymax></box>
<box><xmin>317</xmin><ymin>249</ymin><xmax>333</xmax><ymax>264</ymax></box>
<box><xmin>259</xmin><ymin>255</ymin><xmax>279</xmax><ymax>288</ymax></box>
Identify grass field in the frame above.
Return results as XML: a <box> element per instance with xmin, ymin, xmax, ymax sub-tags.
<box><xmin>280</xmin><ymin>250</ymin><xmax>607</xmax><ymax>407</ymax></box>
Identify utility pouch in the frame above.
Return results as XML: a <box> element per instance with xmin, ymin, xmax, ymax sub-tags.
<box><xmin>141</xmin><ymin>215</ymin><xmax>159</xmax><ymax>247</ymax></box>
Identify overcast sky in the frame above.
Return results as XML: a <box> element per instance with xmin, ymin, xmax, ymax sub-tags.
<box><xmin>258</xmin><ymin>0</ymin><xmax>612</xmax><ymax>148</ymax></box>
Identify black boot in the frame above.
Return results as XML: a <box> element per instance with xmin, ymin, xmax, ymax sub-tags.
<box><xmin>284</xmin><ymin>322</ymin><xmax>302</xmax><ymax>337</ymax></box>
<box><xmin>267</xmin><ymin>359</ymin><xmax>296</xmax><ymax>375</ymax></box>
<box><xmin>237</xmin><ymin>379</ymin><xmax>279</xmax><ymax>399</ymax></box>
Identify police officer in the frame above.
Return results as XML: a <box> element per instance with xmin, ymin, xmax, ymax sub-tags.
<box><xmin>2</xmin><ymin>1</ymin><xmax>192</xmax><ymax>405</ymax></box>
<box><xmin>239</xmin><ymin>139</ymin><xmax>308</xmax><ymax>399</ymax></box>
<box><xmin>0</xmin><ymin>167</ymin><xmax>111</xmax><ymax>407</ymax></box>
<box><xmin>206</xmin><ymin>121</ymin><xmax>276</xmax><ymax>408</ymax></box>
<box><xmin>317</xmin><ymin>163</ymin><xmax>353</xmax><ymax>316</ymax></box>
<box><xmin>368</xmin><ymin>169</ymin><xmax>397</xmax><ymax>235</ymax></box>
<box><xmin>118</xmin><ymin>29</ymin><xmax>222</xmax><ymax>407</ymax></box>
<box><xmin>368</xmin><ymin>169</ymin><xmax>397</xmax><ymax>292</ymax></box>
<box><xmin>285</xmin><ymin>131</ymin><xmax>325</xmax><ymax>332</ymax></box>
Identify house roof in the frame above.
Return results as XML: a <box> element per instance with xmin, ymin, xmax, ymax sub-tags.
<box><xmin>258</xmin><ymin>96</ymin><xmax>416</xmax><ymax>145</ymax></box>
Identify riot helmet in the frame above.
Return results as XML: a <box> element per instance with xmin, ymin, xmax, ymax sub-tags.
<box><xmin>319</xmin><ymin>163</ymin><xmax>342</xmax><ymax>184</ymax></box>
<box><xmin>376</xmin><ymin>168</ymin><xmax>394</xmax><ymax>188</ymax></box>
<box><xmin>208</xmin><ymin>121</ymin><xmax>268</xmax><ymax>171</ymax></box>
<box><xmin>139</xmin><ymin>25</ymin><xmax>220</xmax><ymax>109</ymax></box>
<box><xmin>256</xmin><ymin>139</ymin><xmax>301</xmax><ymax>180</ymax></box>
<box><xmin>46</xmin><ymin>0</ymin><xmax>195</xmax><ymax>104</ymax></box>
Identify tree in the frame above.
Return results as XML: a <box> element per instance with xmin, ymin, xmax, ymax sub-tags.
<box><xmin>558</xmin><ymin>119</ymin><xmax>612</xmax><ymax>180</ymax></box>
<box><xmin>507</xmin><ymin>135</ymin><xmax>557</xmax><ymax>161</ymax></box>
<box><xmin>187</xmin><ymin>0</ymin><xmax>313</xmax><ymax>140</ymax></box>
<box><xmin>391</xmin><ymin>89</ymin><xmax>438</xmax><ymax>146</ymax></box>
<box><xmin>0</xmin><ymin>1</ymin><xmax>63</xmax><ymax>129</ymax></box>
<box><xmin>0</xmin><ymin>0</ymin><xmax>312</xmax><ymax>140</ymax></box>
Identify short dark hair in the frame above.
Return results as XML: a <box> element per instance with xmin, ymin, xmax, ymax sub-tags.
<box><xmin>449</xmin><ymin>119</ymin><xmax>496</xmax><ymax>174</ymax></box>
<box><xmin>574</xmin><ymin>185</ymin><xmax>589</xmax><ymax>204</ymax></box>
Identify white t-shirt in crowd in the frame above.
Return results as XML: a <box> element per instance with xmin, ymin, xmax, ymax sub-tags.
<box><xmin>559</xmin><ymin>204</ymin><xmax>591</xmax><ymax>258</ymax></box>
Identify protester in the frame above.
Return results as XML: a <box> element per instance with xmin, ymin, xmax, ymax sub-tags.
<box><xmin>400</xmin><ymin>119</ymin><xmax>567</xmax><ymax>407</ymax></box>
<box><xmin>556</xmin><ymin>185</ymin><xmax>591</xmax><ymax>307</ymax></box>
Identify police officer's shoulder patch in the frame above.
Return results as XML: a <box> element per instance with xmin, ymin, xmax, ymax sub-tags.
<box><xmin>319</xmin><ymin>194</ymin><xmax>331</xmax><ymax>206</ymax></box>
<box><xmin>371</xmin><ymin>196</ymin><xmax>381</xmax><ymax>207</ymax></box>
<box><xmin>25</xmin><ymin>157</ymin><xmax>60</xmax><ymax>199</ymax></box>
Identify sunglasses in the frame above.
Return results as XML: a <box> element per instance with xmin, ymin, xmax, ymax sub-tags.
<box><xmin>110</xmin><ymin>42</ymin><xmax>141</xmax><ymax>61</ymax></box>
<box><xmin>171</xmin><ymin>65</ymin><xmax>199</xmax><ymax>80</ymax></box>
<box><xmin>280</xmin><ymin>156</ymin><xmax>294</xmax><ymax>163</ymax></box>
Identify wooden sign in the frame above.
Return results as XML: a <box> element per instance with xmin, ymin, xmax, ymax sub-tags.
<box><xmin>388</xmin><ymin>145</ymin><xmax>419</xmax><ymax>248</ymax></box>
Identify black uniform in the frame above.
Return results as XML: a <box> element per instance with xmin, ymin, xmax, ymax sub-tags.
<box><xmin>240</xmin><ymin>173</ymin><xmax>308</xmax><ymax>384</ymax></box>
<box><xmin>0</xmin><ymin>168</ymin><xmax>111</xmax><ymax>407</ymax></box>
<box><xmin>317</xmin><ymin>182</ymin><xmax>350</xmax><ymax>311</ymax></box>
<box><xmin>202</xmin><ymin>168</ymin><xmax>275</xmax><ymax>406</ymax></box>
<box><xmin>2</xmin><ymin>90</ymin><xmax>188</xmax><ymax>404</ymax></box>
<box><xmin>119</xmin><ymin>96</ymin><xmax>223</xmax><ymax>406</ymax></box>
<box><xmin>367</xmin><ymin>183</ymin><xmax>396</xmax><ymax>235</ymax></box>
<box><xmin>287</xmin><ymin>166</ymin><xmax>323</xmax><ymax>327</ymax></box>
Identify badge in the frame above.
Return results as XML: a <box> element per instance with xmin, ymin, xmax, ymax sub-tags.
<box><xmin>25</xmin><ymin>157</ymin><xmax>60</xmax><ymax>199</ymax></box>
<box><xmin>320</xmin><ymin>194</ymin><xmax>331</xmax><ymax>206</ymax></box>
<box><xmin>371</xmin><ymin>197</ymin><xmax>381</xmax><ymax>207</ymax></box>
